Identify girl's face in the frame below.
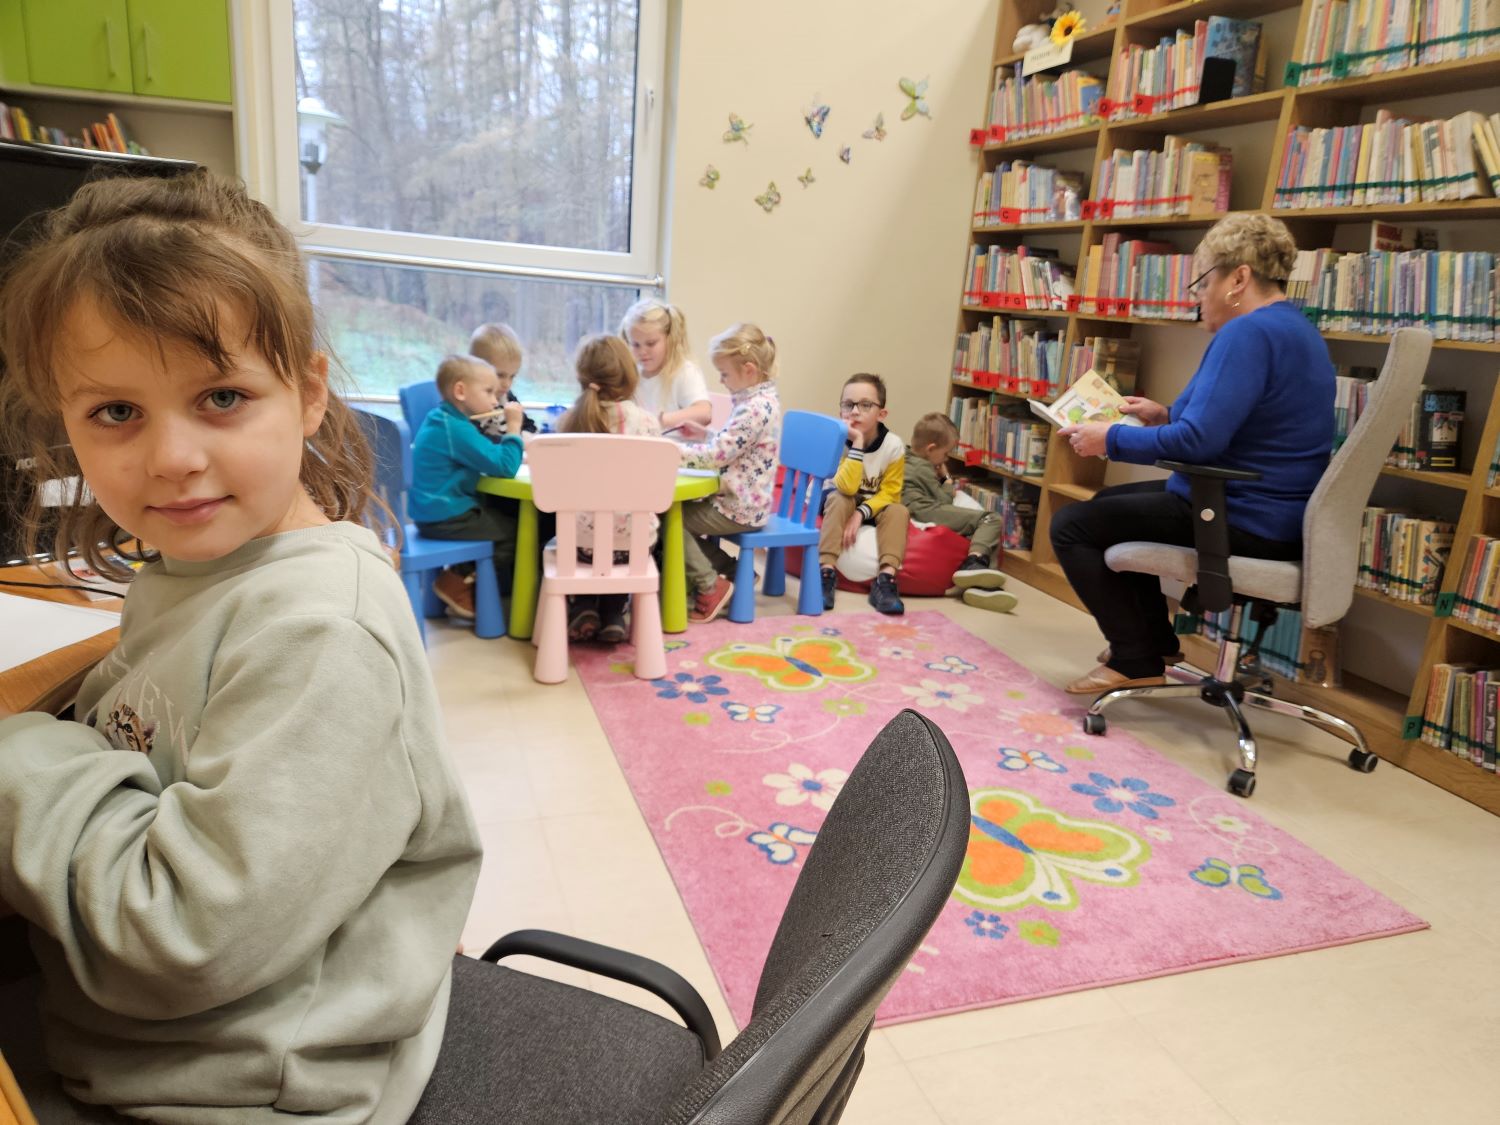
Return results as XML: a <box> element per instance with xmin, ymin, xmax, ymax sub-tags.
<box><xmin>628</xmin><ymin>324</ymin><xmax>668</xmax><ymax>377</ymax></box>
<box><xmin>713</xmin><ymin>355</ymin><xmax>759</xmax><ymax>393</ymax></box>
<box><xmin>56</xmin><ymin>299</ymin><xmax>330</xmax><ymax>563</ymax></box>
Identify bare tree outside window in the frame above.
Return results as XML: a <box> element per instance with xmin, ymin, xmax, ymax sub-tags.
<box><xmin>293</xmin><ymin>0</ymin><xmax>644</xmax><ymax>401</ymax></box>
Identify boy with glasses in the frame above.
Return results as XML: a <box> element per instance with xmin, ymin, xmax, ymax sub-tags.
<box><xmin>819</xmin><ymin>374</ymin><xmax>910</xmax><ymax>615</ymax></box>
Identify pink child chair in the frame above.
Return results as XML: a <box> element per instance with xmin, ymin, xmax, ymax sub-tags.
<box><xmin>527</xmin><ymin>434</ymin><xmax>682</xmax><ymax>685</ymax></box>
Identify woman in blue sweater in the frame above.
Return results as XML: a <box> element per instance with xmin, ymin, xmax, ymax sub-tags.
<box><xmin>1052</xmin><ymin>213</ymin><xmax>1334</xmax><ymax>695</ymax></box>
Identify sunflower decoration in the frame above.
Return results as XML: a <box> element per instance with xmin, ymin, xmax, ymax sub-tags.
<box><xmin>1050</xmin><ymin>10</ymin><xmax>1087</xmax><ymax>45</ymax></box>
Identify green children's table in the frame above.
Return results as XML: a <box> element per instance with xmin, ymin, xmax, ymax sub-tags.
<box><xmin>477</xmin><ymin>467</ymin><xmax>720</xmax><ymax>640</ymax></box>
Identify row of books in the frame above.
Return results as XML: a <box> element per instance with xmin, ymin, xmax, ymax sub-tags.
<box><xmin>987</xmin><ymin>67</ymin><xmax>1103</xmax><ymax>141</ymax></box>
<box><xmin>1093</xmin><ymin>136</ymin><xmax>1231</xmax><ymax>219</ymax></box>
<box><xmin>948</xmin><ymin>398</ymin><xmax>1049</xmax><ymax>480</ymax></box>
<box><xmin>1105</xmin><ymin>16</ymin><xmax>1264</xmax><ymax>120</ymax></box>
<box><xmin>1390</xmin><ymin>389</ymin><xmax>1466</xmax><ymax>471</ymax></box>
<box><xmin>1419</xmin><ymin>662</ymin><xmax>1500</xmax><ymax>771</ymax></box>
<box><xmin>972</xmin><ymin>161</ymin><xmax>1085</xmax><ymax>227</ymax></box>
<box><xmin>962</xmin><ymin>478</ymin><xmax>1039</xmax><ymax>553</ymax></box>
<box><xmin>0</xmin><ymin>103</ymin><xmax>143</xmax><ymax>153</ymax></box>
<box><xmin>1357</xmin><ymin>507</ymin><xmax>1454</xmax><ymax>605</ymax></box>
<box><xmin>1450</xmin><ymin>534</ymin><xmax>1500</xmax><ymax>632</ymax></box>
<box><xmin>1285</xmin><ymin>247</ymin><xmax>1499</xmax><ymax>342</ymax></box>
<box><xmin>952</xmin><ymin>318</ymin><xmax>1064</xmax><ymax>398</ymax></box>
<box><xmin>1271</xmin><ymin>109</ymin><xmax>1500</xmax><ymax>209</ymax></box>
<box><xmin>1062</xmin><ymin>336</ymin><xmax>1141</xmax><ymax>399</ymax></box>
<box><xmin>962</xmin><ymin>246</ymin><xmax>1075</xmax><ymax>311</ymax></box>
<box><xmin>1191</xmin><ymin>605</ymin><xmax>1305</xmax><ymax>681</ymax></box>
<box><xmin>1076</xmin><ymin>236</ymin><xmax>1198</xmax><ymax>321</ymax></box>
<box><xmin>1295</xmin><ymin>0</ymin><xmax>1500</xmax><ymax>85</ymax></box>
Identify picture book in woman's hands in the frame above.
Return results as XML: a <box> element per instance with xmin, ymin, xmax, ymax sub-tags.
<box><xmin>1029</xmin><ymin>369</ymin><xmax>1145</xmax><ymax>427</ymax></box>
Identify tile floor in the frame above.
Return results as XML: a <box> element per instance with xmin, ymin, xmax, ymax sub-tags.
<box><xmin>426</xmin><ymin>577</ymin><xmax>1500</xmax><ymax>1125</ymax></box>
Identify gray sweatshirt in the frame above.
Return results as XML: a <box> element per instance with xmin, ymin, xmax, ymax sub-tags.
<box><xmin>0</xmin><ymin>522</ymin><xmax>482</xmax><ymax>1123</ymax></box>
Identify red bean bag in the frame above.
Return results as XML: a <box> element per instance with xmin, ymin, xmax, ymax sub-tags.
<box><xmin>783</xmin><ymin>521</ymin><xmax>977</xmax><ymax>597</ymax></box>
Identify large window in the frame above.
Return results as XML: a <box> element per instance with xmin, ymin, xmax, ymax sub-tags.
<box><xmin>239</xmin><ymin>0</ymin><xmax>664</xmax><ymax>401</ymax></box>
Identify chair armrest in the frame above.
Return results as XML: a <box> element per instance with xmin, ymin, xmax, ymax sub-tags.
<box><xmin>481</xmin><ymin>928</ymin><xmax>722</xmax><ymax>1059</ymax></box>
<box><xmin>1154</xmin><ymin>460</ymin><xmax>1262</xmax><ymax>482</ymax></box>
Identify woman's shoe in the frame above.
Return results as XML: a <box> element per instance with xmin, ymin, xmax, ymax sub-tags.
<box><xmin>1096</xmin><ymin>645</ymin><xmax>1185</xmax><ymax>666</ymax></box>
<box><xmin>1065</xmin><ymin>665</ymin><xmax>1166</xmax><ymax>695</ymax></box>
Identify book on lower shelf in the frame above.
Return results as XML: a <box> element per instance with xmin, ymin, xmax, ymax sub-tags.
<box><xmin>1092</xmin><ymin>135</ymin><xmax>1230</xmax><ymax>219</ymax></box>
<box><xmin>963</xmin><ymin>478</ymin><xmax>1038</xmax><ymax>552</ymax></box>
<box><xmin>1451</xmin><ymin>534</ymin><xmax>1500</xmax><ymax>632</ymax></box>
<box><xmin>948</xmin><ymin>397</ymin><xmax>1049</xmax><ymax>479</ymax></box>
<box><xmin>0</xmin><ymin>103</ymin><xmax>145</xmax><ymax>154</ymax></box>
<box><xmin>1420</xmin><ymin>662</ymin><xmax>1500</xmax><ymax>771</ymax></box>
<box><xmin>953</xmin><ymin>318</ymin><xmax>1063</xmax><ymax>397</ymax></box>
<box><xmin>1076</xmin><ymin>235</ymin><xmax>1198</xmax><ymax>320</ymax></box>
<box><xmin>973</xmin><ymin>160</ymin><xmax>1085</xmax><ymax>226</ymax></box>
<box><xmin>1358</xmin><ymin>508</ymin><xmax>1454</xmax><ymax>605</ymax></box>
<box><xmin>1286</xmin><ymin>246</ymin><xmax>1499</xmax><ymax>343</ymax></box>
<box><xmin>1064</xmin><ymin>336</ymin><xmax>1140</xmax><ymax>397</ymax></box>
<box><xmin>963</xmin><ymin>245</ymin><xmax>1076</xmax><ymax>312</ymax></box>
<box><xmin>1181</xmin><ymin>604</ymin><xmax>1305</xmax><ymax>680</ymax></box>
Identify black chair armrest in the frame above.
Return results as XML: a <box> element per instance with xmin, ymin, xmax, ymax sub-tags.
<box><xmin>481</xmin><ymin>928</ymin><xmax>722</xmax><ymax>1059</ymax></box>
<box><xmin>1151</xmin><ymin>461</ymin><xmax>1259</xmax><ymax>613</ymax></box>
<box><xmin>1154</xmin><ymin>460</ymin><xmax>1262</xmax><ymax>482</ymax></box>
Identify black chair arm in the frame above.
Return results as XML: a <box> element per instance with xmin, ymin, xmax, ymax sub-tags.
<box><xmin>1153</xmin><ymin>460</ymin><xmax>1261</xmax><ymax>613</ymax></box>
<box><xmin>480</xmin><ymin>928</ymin><xmax>722</xmax><ymax>1059</ymax></box>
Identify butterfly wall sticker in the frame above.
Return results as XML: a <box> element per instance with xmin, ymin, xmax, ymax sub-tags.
<box><xmin>707</xmin><ymin>634</ymin><xmax>874</xmax><ymax>692</ymax></box>
<box><xmin>722</xmin><ymin>112</ymin><xmax>753</xmax><ymax>145</ymax></box>
<box><xmin>862</xmin><ymin>112</ymin><xmax>887</xmax><ymax>142</ymax></box>
<box><xmin>839</xmin><ymin>145</ymin><xmax>852</xmax><ymax>164</ymax></box>
<box><xmin>900</xmin><ymin>76</ymin><xmax>931</xmax><ymax>120</ymax></box>
<box><xmin>804</xmin><ymin>102</ymin><xmax>831</xmax><ymax>139</ymax></box>
<box><xmin>754</xmin><ymin>181</ymin><xmax>782</xmax><ymax>213</ymax></box>
<box><xmin>699</xmin><ymin>164</ymin><xmax>720</xmax><ymax>190</ymax></box>
<box><xmin>797</xmin><ymin>167</ymin><xmax>815</xmax><ymax>188</ymax></box>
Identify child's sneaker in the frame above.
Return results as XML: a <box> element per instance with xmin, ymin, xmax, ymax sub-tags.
<box><xmin>433</xmin><ymin>569</ymin><xmax>476</xmax><ymax>619</ymax></box>
<box><xmin>598</xmin><ymin>608</ymin><xmax>629</xmax><ymax>645</ymax></box>
<box><xmin>962</xmin><ymin>587</ymin><xmax>1018</xmax><ymax>614</ymax></box>
<box><xmin>820</xmin><ymin>566</ymin><xmax>838</xmax><ymax>611</ymax></box>
<box><xmin>568</xmin><ymin>607</ymin><xmax>601</xmax><ymax>642</ymax></box>
<box><xmin>869</xmin><ymin>572</ymin><xmax>905</xmax><ymax>615</ymax></box>
<box><xmin>952</xmin><ymin>555</ymin><xmax>1007</xmax><ymax>590</ymax></box>
<box><xmin>690</xmin><ymin>576</ymin><xmax>734</xmax><ymax>623</ymax></box>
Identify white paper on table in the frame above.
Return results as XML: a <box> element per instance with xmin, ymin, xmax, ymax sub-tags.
<box><xmin>0</xmin><ymin>592</ymin><xmax>119</xmax><ymax>675</ymax></box>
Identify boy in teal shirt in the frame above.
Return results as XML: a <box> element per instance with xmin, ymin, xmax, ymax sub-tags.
<box><xmin>411</xmin><ymin>354</ymin><xmax>525</xmax><ymax>616</ymax></box>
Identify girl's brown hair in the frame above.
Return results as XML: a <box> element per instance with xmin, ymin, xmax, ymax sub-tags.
<box><xmin>0</xmin><ymin>168</ymin><xmax>384</xmax><ymax>579</ymax></box>
<box><xmin>558</xmin><ymin>334</ymin><xmax>639</xmax><ymax>435</ymax></box>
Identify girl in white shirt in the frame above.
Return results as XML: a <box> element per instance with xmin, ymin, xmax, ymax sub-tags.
<box><xmin>620</xmin><ymin>297</ymin><xmax>712</xmax><ymax>435</ymax></box>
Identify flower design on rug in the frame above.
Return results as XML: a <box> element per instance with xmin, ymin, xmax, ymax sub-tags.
<box><xmin>954</xmin><ymin>788</ymin><xmax>1150</xmax><ymax>912</ymax></box>
<box><xmin>1207</xmin><ymin>813</ymin><xmax>1251</xmax><ymax>837</ymax></box>
<box><xmin>963</xmin><ymin>911</ymin><xmax>1008</xmax><ymax>940</ymax></box>
<box><xmin>901</xmin><ymin>678</ymin><xmax>984</xmax><ymax>712</ymax></box>
<box><xmin>1189</xmin><ymin>859</ymin><xmax>1284</xmax><ymax>900</ymax></box>
<box><xmin>873</xmin><ymin>622</ymin><xmax>922</xmax><ymax>642</ymax></box>
<box><xmin>764</xmin><ymin>763</ymin><xmax>847</xmax><ymax>811</ymax></box>
<box><xmin>1070</xmin><ymin>773</ymin><xmax>1176</xmax><ymax>820</ymax></box>
<box><xmin>1018</xmin><ymin>920</ymin><xmax>1060</xmax><ymax>947</ymax></box>
<box><xmin>997</xmin><ymin>747</ymin><xmax>1066</xmax><ymax>773</ymax></box>
<box><xmin>879</xmin><ymin>645</ymin><xmax>916</xmax><ymax>661</ymax></box>
<box><xmin>822</xmin><ymin>697</ymin><xmax>867</xmax><ymax>717</ymax></box>
<box><xmin>1143</xmin><ymin>825</ymin><xmax>1174</xmax><ymax>843</ymax></box>
<box><xmin>820</xmin><ymin>626</ymin><xmax>842</xmax><ymax>636</ymax></box>
<box><xmin>653</xmin><ymin>673</ymin><xmax>731</xmax><ymax>704</ymax></box>
<box><xmin>925</xmin><ymin>655</ymin><xmax>978</xmax><ymax>675</ymax></box>
<box><xmin>1017</xmin><ymin>710</ymin><xmax>1075</xmax><ymax>740</ymax></box>
<box><xmin>747</xmin><ymin>822</ymin><xmax>818</xmax><ymax>864</ymax></box>
<box><xmin>707</xmin><ymin>635</ymin><xmax>875</xmax><ymax>693</ymax></box>
<box><xmin>722</xmin><ymin>701</ymin><xmax>782</xmax><ymax>723</ymax></box>
<box><xmin>1062</xmin><ymin>745</ymin><xmax>1095</xmax><ymax>761</ymax></box>
<box><xmin>682</xmin><ymin>711</ymin><xmax>712</xmax><ymax>727</ymax></box>
<box><xmin>705</xmin><ymin>780</ymin><xmax>733</xmax><ymax>796</ymax></box>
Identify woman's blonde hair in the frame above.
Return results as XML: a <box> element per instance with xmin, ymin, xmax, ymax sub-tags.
<box><xmin>0</xmin><ymin>168</ymin><xmax>386</xmax><ymax>579</ymax></box>
<box><xmin>558</xmin><ymin>334</ymin><xmax>638</xmax><ymax>435</ymax></box>
<box><xmin>619</xmin><ymin>296</ymin><xmax>689</xmax><ymax>399</ymax></box>
<box><xmin>1197</xmin><ymin>212</ymin><xmax>1297</xmax><ymax>288</ymax></box>
<box><xmin>708</xmin><ymin>322</ymin><xmax>777</xmax><ymax>382</ymax></box>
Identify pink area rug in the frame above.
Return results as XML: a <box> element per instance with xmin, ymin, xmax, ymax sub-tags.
<box><xmin>573</xmin><ymin>611</ymin><xmax>1426</xmax><ymax>1028</ymax></box>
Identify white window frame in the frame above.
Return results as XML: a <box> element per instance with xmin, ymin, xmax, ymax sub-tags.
<box><xmin>230</xmin><ymin>0</ymin><xmax>666</xmax><ymax>289</ymax></box>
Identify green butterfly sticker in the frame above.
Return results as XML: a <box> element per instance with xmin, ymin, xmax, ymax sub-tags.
<box><xmin>699</xmin><ymin>164</ymin><xmax>720</xmax><ymax>190</ymax></box>
<box><xmin>862</xmin><ymin>112</ymin><xmax>886</xmax><ymax>142</ymax></box>
<box><xmin>900</xmin><ymin>76</ymin><xmax>931</xmax><ymax>120</ymax></box>
<box><xmin>754</xmin><ymin>181</ymin><xmax>782</xmax><ymax>213</ymax></box>
<box><xmin>722</xmin><ymin>112</ymin><xmax>753</xmax><ymax>145</ymax></box>
<box><xmin>797</xmin><ymin>167</ymin><xmax>815</xmax><ymax>188</ymax></box>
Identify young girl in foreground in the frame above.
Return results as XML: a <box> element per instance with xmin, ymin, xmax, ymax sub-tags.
<box><xmin>620</xmin><ymin>297</ymin><xmax>712</xmax><ymax>436</ymax></box>
<box><xmin>0</xmin><ymin>170</ymin><xmax>481</xmax><ymax>1122</ymax></box>
<box><xmin>556</xmin><ymin>334</ymin><xmax>662</xmax><ymax>643</ymax></box>
<box><xmin>675</xmin><ymin>323</ymin><xmax>783</xmax><ymax>623</ymax></box>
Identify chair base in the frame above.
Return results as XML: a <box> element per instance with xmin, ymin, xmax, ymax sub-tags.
<box><xmin>1079</xmin><ymin>605</ymin><xmax>1378</xmax><ymax>798</ymax></box>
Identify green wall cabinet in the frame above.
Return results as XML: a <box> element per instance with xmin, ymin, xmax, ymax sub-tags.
<box><xmin>0</xmin><ymin>0</ymin><xmax>33</xmax><ymax>86</ymax></box>
<box><xmin>17</xmin><ymin>0</ymin><xmax>229</xmax><ymax>104</ymax></box>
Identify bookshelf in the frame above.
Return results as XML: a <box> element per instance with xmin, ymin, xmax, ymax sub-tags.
<box><xmin>957</xmin><ymin>0</ymin><xmax>1500</xmax><ymax>814</ymax></box>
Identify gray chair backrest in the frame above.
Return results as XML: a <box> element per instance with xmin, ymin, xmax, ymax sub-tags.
<box><xmin>1300</xmin><ymin>327</ymin><xmax>1432</xmax><ymax>627</ymax></box>
<box><xmin>663</xmin><ymin>710</ymin><xmax>969</xmax><ymax>1125</ymax></box>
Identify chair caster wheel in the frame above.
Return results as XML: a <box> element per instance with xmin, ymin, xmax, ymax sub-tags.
<box><xmin>1348</xmin><ymin>748</ymin><xmax>1378</xmax><ymax>773</ymax></box>
<box><xmin>1082</xmin><ymin>713</ymin><xmax>1107</xmax><ymax>736</ymax></box>
<box><xmin>1227</xmin><ymin>769</ymin><xmax>1257</xmax><ymax>798</ymax></box>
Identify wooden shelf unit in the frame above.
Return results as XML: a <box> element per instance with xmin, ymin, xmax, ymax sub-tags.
<box><xmin>960</xmin><ymin>0</ymin><xmax>1500</xmax><ymax>812</ymax></box>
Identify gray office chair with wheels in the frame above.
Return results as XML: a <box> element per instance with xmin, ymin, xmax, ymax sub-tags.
<box><xmin>1081</xmin><ymin>327</ymin><xmax>1433</xmax><ymax>798</ymax></box>
<box><xmin>409</xmin><ymin>708</ymin><xmax>969</xmax><ymax>1124</ymax></box>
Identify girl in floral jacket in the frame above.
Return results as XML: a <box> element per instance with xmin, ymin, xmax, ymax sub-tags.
<box><xmin>674</xmin><ymin>323</ymin><xmax>783</xmax><ymax>622</ymax></box>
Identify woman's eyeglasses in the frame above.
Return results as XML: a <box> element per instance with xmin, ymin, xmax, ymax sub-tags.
<box><xmin>1185</xmin><ymin>266</ymin><xmax>1219</xmax><ymax>298</ymax></box>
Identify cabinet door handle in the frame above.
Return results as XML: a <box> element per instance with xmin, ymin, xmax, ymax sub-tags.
<box><xmin>105</xmin><ymin>18</ymin><xmax>119</xmax><ymax>77</ymax></box>
<box><xmin>142</xmin><ymin>25</ymin><xmax>155</xmax><ymax>83</ymax></box>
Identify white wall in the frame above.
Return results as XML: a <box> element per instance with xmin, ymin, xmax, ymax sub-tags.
<box><xmin>662</xmin><ymin>0</ymin><xmax>1000</xmax><ymax>439</ymax></box>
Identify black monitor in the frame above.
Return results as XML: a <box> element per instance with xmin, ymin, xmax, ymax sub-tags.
<box><xmin>1</xmin><ymin>140</ymin><xmax>197</xmax><ymax>564</ymax></box>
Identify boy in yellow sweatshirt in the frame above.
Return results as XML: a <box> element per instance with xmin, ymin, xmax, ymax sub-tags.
<box><xmin>820</xmin><ymin>374</ymin><xmax>910</xmax><ymax>615</ymax></box>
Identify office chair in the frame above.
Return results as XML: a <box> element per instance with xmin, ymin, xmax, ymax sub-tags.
<box><xmin>408</xmin><ymin>709</ymin><xmax>969</xmax><ymax>1124</ymax></box>
<box><xmin>1082</xmin><ymin>327</ymin><xmax>1433</xmax><ymax>798</ymax></box>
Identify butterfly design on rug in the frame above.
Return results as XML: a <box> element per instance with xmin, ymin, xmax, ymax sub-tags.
<box><xmin>747</xmin><ymin>822</ymin><xmax>818</xmax><ymax>865</ymax></box>
<box><xmin>1189</xmin><ymin>858</ymin><xmax>1284</xmax><ymax>900</ymax></box>
<box><xmin>899</xmin><ymin>76</ymin><xmax>931</xmax><ymax>120</ymax></box>
<box><xmin>803</xmin><ymin>102</ymin><xmax>831</xmax><ymax>138</ymax></box>
<box><xmin>722</xmin><ymin>112</ymin><xmax>753</xmax><ymax>145</ymax></box>
<box><xmin>722</xmin><ymin>701</ymin><xmax>782</xmax><ymax>723</ymax></box>
<box><xmin>707</xmin><ymin>635</ymin><xmax>875</xmax><ymax>693</ymax></box>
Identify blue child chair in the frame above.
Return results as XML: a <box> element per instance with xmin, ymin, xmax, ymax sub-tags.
<box><xmin>352</xmin><ymin>407</ymin><xmax>505</xmax><ymax>646</ymax></box>
<box><xmin>723</xmin><ymin>410</ymin><xmax>848</xmax><ymax>623</ymax></box>
<box><xmin>398</xmin><ymin>380</ymin><xmax>443</xmax><ymax>435</ymax></box>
